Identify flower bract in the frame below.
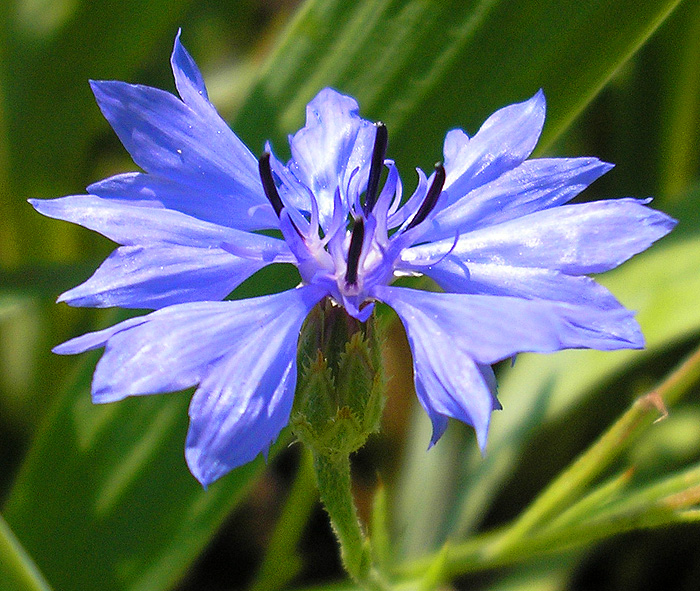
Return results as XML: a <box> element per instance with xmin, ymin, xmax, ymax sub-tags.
<box><xmin>32</xmin><ymin>32</ymin><xmax>676</xmax><ymax>486</ymax></box>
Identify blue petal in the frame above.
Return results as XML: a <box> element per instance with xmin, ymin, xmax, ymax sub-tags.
<box><xmin>53</xmin><ymin>316</ymin><xmax>148</xmax><ymax>355</ymax></box>
<box><xmin>373</xmin><ymin>285</ymin><xmax>642</xmax><ymax>369</ymax></box>
<box><xmin>185</xmin><ymin>286</ymin><xmax>324</xmax><ymax>486</ymax></box>
<box><xmin>426</xmin><ymin>157</ymin><xmax>613</xmax><ymax>240</ymax></box>
<box><xmin>442</xmin><ymin>90</ymin><xmax>546</xmax><ymax>207</ymax></box>
<box><xmin>414</xmin><ymin>358</ymin><xmax>499</xmax><ymax>451</ymax></box>
<box><xmin>185</xmin><ymin>315</ymin><xmax>304</xmax><ymax>486</ymax></box>
<box><xmin>407</xmin><ymin>198</ymin><xmax>676</xmax><ymax>275</ymax></box>
<box><xmin>58</xmin><ymin>244</ymin><xmax>267</xmax><ymax>309</ymax></box>
<box><xmin>288</xmin><ymin>88</ymin><xmax>375</xmax><ymax>229</ymax></box>
<box><xmin>417</xmin><ymin>261</ymin><xmax>628</xmax><ymax>311</ymax></box>
<box><xmin>89</xmin><ymin>78</ymin><xmax>266</xmax><ymax>214</ymax></box>
<box><xmin>85</xmin><ymin>286</ymin><xmax>325</xmax><ymax>405</ymax></box>
<box><xmin>171</xmin><ymin>30</ymin><xmax>209</xmax><ymax>107</ymax></box>
<box><xmin>88</xmin><ymin>171</ymin><xmax>277</xmax><ymax>231</ymax></box>
<box><xmin>30</xmin><ymin>194</ymin><xmax>287</xmax><ymax>249</ymax></box>
<box><xmin>267</xmin><ymin>148</ymin><xmax>313</xmax><ymax>214</ymax></box>
<box><xmin>374</xmin><ymin>286</ymin><xmax>502</xmax><ymax>449</ymax></box>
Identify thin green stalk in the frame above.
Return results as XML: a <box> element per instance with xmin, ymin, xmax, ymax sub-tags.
<box><xmin>314</xmin><ymin>452</ymin><xmax>388</xmax><ymax>591</ymax></box>
<box><xmin>544</xmin><ymin>469</ymin><xmax>634</xmax><ymax>532</ymax></box>
<box><xmin>395</xmin><ymin>500</ymin><xmax>700</xmax><ymax>583</ymax></box>
<box><xmin>395</xmin><ymin>342</ymin><xmax>700</xmax><ymax>584</ymax></box>
<box><xmin>482</xmin><ymin>395</ymin><xmax>658</xmax><ymax>558</ymax></box>
<box><xmin>652</xmin><ymin>342</ymin><xmax>700</xmax><ymax>408</ymax></box>
<box><xmin>0</xmin><ymin>514</ymin><xmax>53</xmax><ymax>591</ymax></box>
<box><xmin>453</xmin><ymin>507</ymin><xmax>700</xmax><ymax>575</ymax></box>
<box><xmin>250</xmin><ymin>448</ymin><xmax>318</xmax><ymax>591</ymax></box>
<box><xmin>482</xmin><ymin>341</ymin><xmax>700</xmax><ymax>556</ymax></box>
<box><xmin>592</xmin><ymin>461</ymin><xmax>700</xmax><ymax>520</ymax></box>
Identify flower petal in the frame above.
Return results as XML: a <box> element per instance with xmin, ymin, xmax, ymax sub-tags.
<box><xmin>184</xmin><ymin>304</ymin><xmax>309</xmax><ymax>486</ymax></box>
<box><xmin>426</xmin><ymin>157</ymin><xmax>613</xmax><ymax>240</ymax></box>
<box><xmin>88</xmin><ymin>171</ymin><xmax>277</xmax><ymax>231</ymax></box>
<box><xmin>89</xmin><ymin>78</ymin><xmax>267</xmax><ymax>216</ymax></box>
<box><xmin>373</xmin><ymin>285</ymin><xmax>642</xmax><ymax>369</ymax></box>
<box><xmin>406</xmin><ymin>198</ymin><xmax>676</xmax><ymax>275</ymax></box>
<box><xmin>267</xmin><ymin>148</ymin><xmax>313</xmax><ymax>213</ymax></box>
<box><xmin>170</xmin><ymin>29</ymin><xmax>209</xmax><ymax>107</ymax></box>
<box><xmin>414</xmin><ymin>358</ymin><xmax>500</xmax><ymax>451</ymax></box>
<box><xmin>86</xmin><ymin>286</ymin><xmax>325</xmax><ymax>404</ymax></box>
<box><xmin>58</xmin><ymin>244</ymin><xmax>268</xmax><ymax>309</ymax></box>
<box><xmin>53</xmin><ymin>316</ymin><xmax>148</xmax><ymax>355</ymax></box>
<box><xmin>30</xmin><ymin>194</ymin><xmax>287</xmax><ymax>252</ymax></box>
<box><xmin>288</xmin><ymin>88</ymin><xmax>375</xmax><ymax>228</ymax></box>
<box><xmin>442</xmin><ymin>90</ymin><xmax>546</xmax><ymax>207</ymax></box>
<box><xmin>418</xmin><ymin>261</ymin><xmax>628</xmax><ymax>311</ymax></box>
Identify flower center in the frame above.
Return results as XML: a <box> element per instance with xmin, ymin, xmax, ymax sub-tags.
<box><xmin>256</xmin><ymin>124</ymin><xmax>447</xmax><ymax>319</ymax></box>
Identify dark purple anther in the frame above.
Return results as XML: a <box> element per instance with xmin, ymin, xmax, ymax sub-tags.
<box><xmin>363</xmin><ymin>122</ymin><xmax>388</xmax><ymax>215</ymax></box>
<box><xmin>406</xmin><ymin>163</ymin><xmax>446</xmax><ymax>230</ymax></box>
<box><xmin>259</xmin><ymin>152</ymin><xmax>284</xmax><ymax>217</ymax></box>
<box><xmin>345</xmin><ymin>217</ymin><xmax>365</xmax><ymax>285</ymax></box>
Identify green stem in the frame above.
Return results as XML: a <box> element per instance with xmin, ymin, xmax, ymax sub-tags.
<box><xmin>0</xmin><ymin>514</ymin><xmax>53</xmax><ymax>591</ymax></box>
<box><xmin>483</xmin><ymin>394</ymin><xmax>654</xmax><ymax>557</ymax></box>
<box><xmin>395</xmin><ymin>503</ymin><xmax>700</xmax><ymax>583</ymax></box>
<box><xmin>482</xmin><ymin>341</ymin><xmax>700</xmax><ymax>556</ymax></box>
<box><xmin>313</xmin><ymin>452</ymin><xmax>388</xmax><ymax>590</ymax></box>
<box><xmin>395</xmin><ymin>343</ymin><xmax>700</xmax><ymax>584</ymax></box>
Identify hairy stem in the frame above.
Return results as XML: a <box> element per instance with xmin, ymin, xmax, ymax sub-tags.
<box><xmin>313</xmin><ymin>452</ymin><xmax>388</xmax><ymax>590</ymax></box>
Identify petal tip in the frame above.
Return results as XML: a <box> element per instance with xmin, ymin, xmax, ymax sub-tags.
<box><xmin>529</xmin><ymin>88</ymin><xmax>546</xmax><ymax>117</ymax></box>
<box><xmin>172</xmin><ymin>28</ymin><xmax>187</xmax><ymax>61</ymax></box>
<box><xmin>475</xmin><ymin>425</ymin><xmax>490</xmax><ymax>455</ymax></box>
<box><xmin>598</xmin><ymin>160</ymin><xmax>615</xmax><ymax>174</ymax></box>
<box><xmin>91</xmin><ymin>391</ymin><xmax>116</xmax><ymax>404</ymax></box>
<box><xmin>185</xmin><ymin>446</ymin><xmax>219</xmax><ymax>489</ymax></box>
<box><xmin>28</xmin><ymin>197</ymin><xmax>52</xmax><ymax>215</ymax></box>
<box><xmin>51</xmin><ymin>342</ymin><xmax>71</xmax><ymax>355</ymax></box>
<box><xmin>88</xmin><ymin>78</ymin><xmax>106</xmax><ymax>94</ymax></box>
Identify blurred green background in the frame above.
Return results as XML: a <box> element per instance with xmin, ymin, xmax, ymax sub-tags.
<box><xmin>2</xmin><ymin>0</ymin><xmax>700</xmax><ymax>590</ymax></box>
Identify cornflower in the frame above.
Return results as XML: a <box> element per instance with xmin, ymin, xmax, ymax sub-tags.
<box><xmin>32</xmin><ymin>32</ymin><xmax>675</xmax><ymax>486</ymax></box>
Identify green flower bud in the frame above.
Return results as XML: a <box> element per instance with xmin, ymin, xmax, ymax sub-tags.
<box><xmin>291</xmin><ymin>299</ymin><xmax>387</xmax><ymax>458</ymax></box>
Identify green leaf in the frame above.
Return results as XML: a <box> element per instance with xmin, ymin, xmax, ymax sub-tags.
<box><xmin>3</xmin><ymin>0</ymin><xmax>193</xmax><ymax>260</ymax></box>
<box><xmin>657</xmin><ymin>1</ymin><xmax>700</xmax><ymax>198</ymax></box>
<box><xmin>0</xmin><ymin>513</ymin><xmax>52</xmax><ymax>591</ymax></box>
<box><xmin>2</xmin><ymin>347</ymin><xmax>270</xmax><ymax>591</ymax></box>
<box><xmin>230</xmin><ymin>0</ymin><xmax>684</xmax><ymax>173</ymax></box>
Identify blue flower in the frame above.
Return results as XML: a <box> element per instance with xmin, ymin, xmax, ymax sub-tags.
<box><xmin>32</xmin><ymin>33</ymin><xmax>675</xmax><ymax>486</ymax></box>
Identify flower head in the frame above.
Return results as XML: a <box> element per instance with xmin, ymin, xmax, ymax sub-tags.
<box><xmin>32</xmin><ymin>32</ymin><xmax>675</xmax><ymax>486</ymax></box>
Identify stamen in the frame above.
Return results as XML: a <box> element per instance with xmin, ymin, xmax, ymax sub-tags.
<box><xmin>258</xmin><ymin>152</ymin><xmax>284</xmax><ymax>217</ymax></box>
<box><xmin>345</xmin><ymin>217</ymin><xmax>365</xmax><ymax>285</ymax></box>
<box><xmin>405</xmin><ymin>162</ymin><xmax>446</xmax><ymax>230</ymax></box>
<box><xmin>363</xmin><ymin>122</ymin><xmax>388</xmax><ymax>215</ymax></box>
